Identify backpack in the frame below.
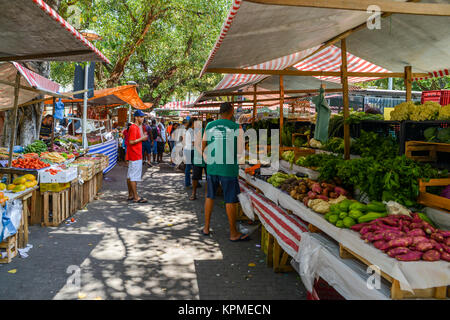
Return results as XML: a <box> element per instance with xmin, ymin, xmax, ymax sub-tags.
<box><xmin>151</xmin><ymin>125</ymin><xmax>158</xmax><ymax>140</ymax></box>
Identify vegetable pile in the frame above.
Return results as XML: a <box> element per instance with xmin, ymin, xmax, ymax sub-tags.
<box><xmin>12</xmin><ymin>158</ymin><xmax>50</xmax><ymax>170</ymax></box>
<box><xmin>351</xmin><ymin>213</ymin><xmax>450</xmax><ymax>262</ymax></box>
<box><xmin>324</xmin><ymin>200</ymin><xmax>387</xmax><ymax>228</ymax></box>
<box><xmin>390</xmin><ymin>101</ymin><xmax>449</xmax><ymax>121</ymax></box>
<box><xmin>24</xmin><ymin>140</ymin><xmax>47</xmax><ymax>155</ymax></box>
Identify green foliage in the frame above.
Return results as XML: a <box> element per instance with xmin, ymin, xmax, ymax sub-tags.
<box><xmin>50</xmin><ymin>0</ymin><xmax>229</xmax><ymax>107</ymax></box>
<box><xmin>352</xmin><ymin>130</ymin><xmax>398</xmax><ymax>160</ymax></box>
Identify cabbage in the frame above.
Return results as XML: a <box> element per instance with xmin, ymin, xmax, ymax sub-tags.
<box><xmin>424</xmin><ymin>127</ymin><xmax>438</xmax><ymax>141</ymax></box>
<box><xmin>437</xmin><ymin>127</ymin><xmax>450</xmax><ymax>143</ymax></box>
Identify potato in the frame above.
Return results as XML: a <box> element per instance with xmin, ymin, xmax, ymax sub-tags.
<box><xmin>422</xmin><ymin>250</ymin><xmax>440</xmax><ymax>261</ymax></box>
<box><xmin>395</xmin><ymin>251</ymin><xmax>422</xmax><ymax>261</ymax></box>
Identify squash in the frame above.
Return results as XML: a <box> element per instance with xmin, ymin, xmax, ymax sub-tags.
<box><xmin>23</xmin><ymin>174</ymin><xmax>36</xmax><ymax>181</ymax></box>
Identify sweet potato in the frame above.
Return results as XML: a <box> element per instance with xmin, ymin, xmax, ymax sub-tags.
<box><xmin>442</xmin><ymin>243</ymin><xmax>450</xmax><ymax>254</ymax></box>
<box><xmin>375</xmin><ymin>221</ymin><xmax>401</xmax><ymax>231</ymax></box>
<box><xmin>395</xmin><ymin>251</ymin><xmax>422</xmax><ymax>261</ymax></box>
<box><xmin>412</xmin><ymin>236</ymin><xmax>430</xmax><ymax>246</ymax></box>
<box><xmin>416</xmin><ymin>241</ymin><xmax>434</xmax><ymax>252</ymax></box>
<box><xmin>407</xmin><ymin>229</ymin><xmax>426</xmax><ymax>237</ymax></box>
<box><xmin>373</xmin><ymin>240</ymin><xmax>389</xmax><ymax>250</ymax></box>
<box><xmin>384</xmin><ymin>231</ymin><xmax>405</xmax><ymax>241</ymax></box>
<box><xmin>387</xmin><ymin>247</ymin><xmax>410</xmax><ymax>258</ymax></box>
<box><xmin>360</xmin><ymin>226</ymin><xmax>372</xmax><ymax>235</ymax></box>
<box><xmin>303</xmin><ymin>197</ymin><xmax>310</xmax><ymax>207</ymax></box>
<box><xmin>422</xmin><ymin>222</ymin><xmax>436</xmax><ymax>235</ymax></box>
<box><xmin>446</xmin><ymin>237</ymin><xmax>450</xmax><ymax>247</ymax></box>
<box><xmin>368</xmin><ymin>232</ymin><xmax>385</xmax><ymax>242</ymax></box>
<box><xmin>379</xmin><ymin>217</ymin><xmax>399</xmax><ymax>227</ymax></box>
<box><xmin>307</xmin><ymin>191</ymin><xmax>316</xmax><ymax>199</ymax></box>
<box><xmin>441</xmin><ymin>252</ymin><xmax>450</xmax><ymax>262</ymax></box>
<box><xmin>422</xmin><ymin>250</ymin><xmax>441</xmax><ymax>261</ymax></box>
<box><xmin>334</xmin><ymin>186</ymin><xmax>347</xmax><ymax>196</ymax></box>
<box><xmin>409</xmin><ymin>222</ymin><xmax>424</xmax><ymax>230</ymax></box>
<box><xmin>316</xmin><ymin>195</ymin><xmax>329</xmax><ymax>201</ymax></box>
<box><xmin>440</xmin><ymin>231</ymin><xmax>450</xmax><ymax>238</ymax></box>
<box><xmin>351</xmin><ymin>223</ymin><xmax>369</xmax><ymax>232</ymax></box>
<box><xmin>311</xmin><ymin>183</ymin><xmax>322</xmax><ymax>194</ymax></box>
<box><xmin>431</xmin><ymin>232</ymin><xmax>445</xmax><ymax>243</ymax></box>
<box><xmin>411</xmin><ymin>213</ymin><xmax>422</xmax><ymax>224</ymax></box>
<box><xmin>429</xmin><ymin>239</ymin><xmax>444</xmax><ymax>253</ymax></box>
<box><xmin>361</xmin><ymin>232</ymin><xmax>373</xmax><ymax>241</ymax></box>
<box><xmin>387</xmin><ymin>237</ymin><xmax>413</xmax><ymax>248</ymax></box>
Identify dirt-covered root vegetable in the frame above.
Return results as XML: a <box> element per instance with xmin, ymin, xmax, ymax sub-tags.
<box><xmin>334</xmin><ymin>186</ymin><xmax>347</xmax><ymax>196</ymax></box>
<box><xmin>415</xmin><ymin>241</ymin><xmax>434</xmax><ymax>252</ymax></box>
<box><xmin>441</xmin><ymin>243</ymin><xmax>450</xmax><ymax>254</ymax></box>
<box><xmin>387</xmin><ymin>237</ymin><xmax>413</xmax><ymax>249</ymax></box>
<box><xmin>384</xmin><ymin>231</ymin><xmax>405</xmax><ymax>241</ymax></box>
<box><xmin>441</xmin><ymin>252</ymin><xmax>450</xmax><ymax>262</ymax></box>
<box><xmin>422</xmin><ymin>250</ymin><xmax>441</xmax><ymax>261</ymax></box>
<box><xmin>351</xmin><ymin>223</ymin><xmax>369</xmax><ymax>232</ymax></box>
<box><xmin>429</xmin><ymin>239</ymin><xmax>444</xmax><ymax>253</ymax></box>
<box><xmin>387</xmin><ymin>247</ymin><xmax>411</xmax><ymax>258</ymax></box>
<box><xmin>407</xmin><ymin>229</ymin><xmax>426</xmax><ymax>237</ymax></box>
<box><xmin>373</xmin><ymin>240</ymin><xmax>388</xmax><ymax>250</ymax></box>
<box><xmin>430</xmin><ymin>232</ymin><xmax>445</xmax><ymax>243</ymax></box>
<box><xmin>412</xmin><ymin>236</ymin><xmax>429</xmax><ymax>247</ymax></box>
<box><xmin>360</xmin><ymin>226</ymin><xmax>372</xmax><ymax>235</ymax></box>
<box><xmin>395</xmin><ymin>251</ymin><xmax>423</xmax><ymax>261</ymax></box>
<box><xmin>441</xmin><ymin>231</ymin><xmax>450</xmax><ymax>238</ymax></box>
<box><xmin>368</xmin><ymin>232</ymin><xmax>385</xmax><ymax>242</ymax></box>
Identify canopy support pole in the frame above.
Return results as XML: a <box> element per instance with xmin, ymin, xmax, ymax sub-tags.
<box><xmin>7</xmin><ymin>72</ymin><xmax>21</xmax><ymax>175</ymax></box>
<box><xmin>252</xmin><ymin>84</ymin><xmax>257</xmax><ymax>124</ymax></box>
<box><xmin>279</xmin><ymin>75</ymin><xmax>284</xmax><ymax>147</ymax></box>
<box><xmin>82</xmin><ymin>63</ymin><xmax>89</xmax><ymax>149</ymax></box>
<box><xmin>50</xmin><ymin>97</ymin><xmax>56</xmax><ymax>148</ymax></box>
<box><xmin>405</xmin><ymin>66</ymin><xmax>412</xmax><ymax>102</ymax></box>
<box><xmin>341</xmin><ymin>38</ymin><xmax>350</xmax><ymax>160</ymax></box>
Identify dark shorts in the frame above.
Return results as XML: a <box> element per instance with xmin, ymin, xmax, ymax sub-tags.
<box><xmin>192</xmin><ymin>165</ymin><xmax>206</xmax><ymax>181</ymax></box>
<box><xmin>206</xmin><ymin>175</ymin><xmax>240</xmax><ymax>204</ymax></box>
<box><xmin>168</xmin><ymin>141</ymin><xmax>175</xmax><ymax>152</ymax></box>
<box><xmin>142</xmin><ymin>141</ymin><xmax>151</xmax><ymax>154</ymax></box>
<box><xmin>157</xmin><ymin>141</ymin><xmax>165</xmax><ymax>153</ymax></box>
<box><xmin>151</xmin><ymin>141</ymin><xmax>158</xmax><ymax>154</ymax></box>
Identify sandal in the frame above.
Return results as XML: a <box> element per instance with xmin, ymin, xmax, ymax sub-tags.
<box><xmin>201</xmin><ymin>230</ymin><xmax>210</xmax><ymax>236</ymax></box>
<box><xmin>134</xmin><ymin>198</ymin><xmax>148</xmax><ymax>203</ymax></box>
<box><xmin>229</xmin><ymin>234</ymin><xmax>251</xmax><ymax>242</ymax></box>
<box><xmin>189</xmin><ymin>195</ymin><xmax>197</xmax><ymax>201</ymax></box>
<box><xmin>127</xmin><ymin>197</ymin><xmax>134</xmax><ymax>202</ymax></box>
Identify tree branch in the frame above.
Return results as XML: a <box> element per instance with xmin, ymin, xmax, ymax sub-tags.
<box><xmin>122</xmin><ymin>1</ymin><xmax>137</xmax><ymax>24</ymax></box>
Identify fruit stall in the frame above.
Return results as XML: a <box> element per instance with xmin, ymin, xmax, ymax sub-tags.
<box><xmin>198</xmin><ymin>0</ymin><xmax>450</xmax><ymax>299</ymax></box>
<box><xmin>0</xmin><ymin>0</ymin><xmax>109</xmax><ymax>264</ymax></box>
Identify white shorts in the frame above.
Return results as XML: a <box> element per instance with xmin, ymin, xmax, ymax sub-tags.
<box><xmin>127</xmin><ymin>160</ymin><xmax>143</xmax><ymax>182</ymax></box>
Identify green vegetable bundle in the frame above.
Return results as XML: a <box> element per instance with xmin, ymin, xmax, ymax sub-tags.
<box><xmin>24</xmin><ymin>140</ymin><xmax>48</xmax><ymax>155</ymax></box>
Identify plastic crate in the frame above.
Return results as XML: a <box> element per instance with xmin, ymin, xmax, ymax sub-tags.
<box><xmin>400</xmin><ymin>120</ymin><xmax>450</xmax><ymax>154</ymax></box>
<box><xmin>441</xmin><ymin>91</ymin><xmax>450</xmax><ymax>106</ymax></box>
<box><xmin>421</xmin><ymin>90</ymin><xmax>450</xmax><ymax>105</ymax></box>
<box><xmin>40</xmin><ymin>182</ymin><xmax>70</xmax><ymax>193</ymax></box>
<box><xmin>359</xmin><ymin>120</ymin><xmax>402</xmax><ymax>142</ymax></box>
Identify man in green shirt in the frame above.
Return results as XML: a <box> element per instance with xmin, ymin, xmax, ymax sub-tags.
<box><xmin>201</xmin><ymin>102</ymin><xmax>249</xmax><ymax>242</ymax></box>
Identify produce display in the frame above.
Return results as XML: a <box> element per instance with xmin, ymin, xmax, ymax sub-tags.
<box><xmin>390</xmin><ymin>101</ymin><xmax>449</xmax><ymax>121</ymax></box>
<box><xmin>5</xmin><ymin>174</ymin><xmax>38</xmax><ymax>193</ymax></box>
<box><xmin>0</xmin><ymin>191</ymin><xmax>9</xmax><ymax>205</ymax></box>
<box><xmin>40</xmin><ymin>152</ymin><xmax>66</xmax><ymax>163</ymax></box>
<box><xmin>423</xmin><ymin>127</ymin><xmax>450</xmax><ymax>143</ymax></box>
<box><xmin>324</xmin><ymin>200</ymin><xmax>387</xmax><ymax>228</ymax></box>
<box><xmin>350</xmin><ymin>213</ymin><xmax>450</xmax><ymax>262</ymax></box>
<box><xmin>24</xmin><ymin>140</ymin><xmax>48</xmax><ymax>155</ymax></box>
<box><xmin>0</xmin><ymin>147</ymin><xmax>20</xmax><ymax>160</ymax></box>
<box><xmin>12</xmin><ymin>158</ymin><xmax>50</xmax><ymax>170</ymax></box>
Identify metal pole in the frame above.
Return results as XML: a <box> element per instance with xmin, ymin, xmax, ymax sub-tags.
<box><xmin>8</xmin><ymin>72</ymin><xmax>21</xmax><ymax>169</ymax></box>
<box><xmin>50</xmin><ymin>97</ymin><xmax>56</xmax><ymax>148</ymax></box>
<box><xmin>82</xmin><ymin>63</ymin><xmax>89</xmax><ymax>149</ymax></box>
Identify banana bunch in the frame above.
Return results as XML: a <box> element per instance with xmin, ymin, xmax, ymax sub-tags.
<box><xmin>40</xmin><ymin>152</ymin><xmax>66</xmax><ymax>163</ymax></box>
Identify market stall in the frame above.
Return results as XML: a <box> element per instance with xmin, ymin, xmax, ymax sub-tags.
<box><xmin>0</xmin><ymin>0</ymin><xmax>109</xmax><ymax>263</ymax></box>
<box><xmin>200</xmin><ymin>0</ymin><xmax>450</xmax><ymax>299</ymax></box>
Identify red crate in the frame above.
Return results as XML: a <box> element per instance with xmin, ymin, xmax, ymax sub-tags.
<box><xmin>421</xmin><ymin>90</ymin><xmax>450</xmax><ymax>105</ymax></box>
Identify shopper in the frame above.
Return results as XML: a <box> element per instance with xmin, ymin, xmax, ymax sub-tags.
<box><xmin>169</xmin><ymin>122</ymin><xmax>179</xmax><ymax>166</ymax></box>
<box><xmin>150</xmin><ymin>119</ymin><xmax>159</xmax><ymax>164</ymax></box>
<box><xmin>157</xmin><ymin>122</ymin><xmax>166</xmax><ymax>163</ymax></box>
<box><xmin>39</xmin><ymin>115</ymin><xmax>54</xmax><ymax>142</ymax></box>
<box><xmin>126</xmin><ymin>110</ymin><xmax>148</xmax><ymax>204</ymax></box>
<box><xmin>202</xmin><ymin>102</ymin><xmax>247</xmax><ymax>241</ymax></box>
<box><xmin>184</xmin><ymin>118</ymin><xmax>195</xmax><ymax>188</ymax></box>
<box><xmin>190</xmin><ymin>118</ymin><xmax>213</xmax><ymax>200</ymax></box>
<box><xmin>142</xmin><ymin>118</ymin><xmax>152</xmax><ymax>167</ymax></box>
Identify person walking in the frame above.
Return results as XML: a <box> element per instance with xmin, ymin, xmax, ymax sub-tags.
<box><xmin>183</xmin><ymin>118</ymin><xmax>195</xmax><ymax>188</ymax></box>
<box><xmin>126</xmin><ymin>110</ymin><xmax>148</xmax><ymax>204</ymax></box>
<box><xmin>190</xmin><ymin>119</ymin><xmax>213</xmax><ymax>200</ymax></box>
<box><xmin>168</xmin><ymin>122</ymin><xmax>179</xmax><ymax>166</ymax></box>
<box><xmin>201</xmin><ymin>102</ymin><xmax>248</xmax><ymax>241</ymax></box>
<box><xmin>150</xmin><ymin>119</ymin><xmax>159</xmax><ymax>164</ymax></box>
<box><xmin>142</xmin><ymin>118</ymin><xmax>152</xmax><ymax>167</ymax></box>
<box><xmin>157</xmin><ymin>122</ymin><xmax>166</xmax><ymax>163</ymax></box>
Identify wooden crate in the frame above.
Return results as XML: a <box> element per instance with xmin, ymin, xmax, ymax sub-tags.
<box><xmin>280</xmin><ymin>146</ymin><xmax>315</xmax><ymax>159</ymax></box>
<box><xmin>405</xmin><ymin>141</ymin><xmax>450</xmax><ymax>162</ymax></box>
<box><xmin>260</xmin><ymin>225</ymin><xmax>294</xmax><ymax>273</ymax></box>
<box><xmin>95</xmin><ymin>172</ymin><xmax>103</xmax><ymax>193</ymax></box>
<box><xmin>339</xmin><ymin>243</ymin><xmax>448</xmax><ymax>300</ymax></box>
<box><xmin>292</xmin><ymin>133</ymin><xmax>310</xmax><ymax>147</ymax></box>
<box><xmin>0</xmin><ymin>234</ymin><xmax>18</xmax><ymax>264</ymax></box>
<box><xmin>69</xmin><ymin>180</ymin><xmax>80</xmax><ymax>215</ymax></box>
<box><xmin>41</xmin><ymin>189</ymin><xmax>71</xmax><ymax>227</ymax></box>
<box><xmin>417</xmin><ymin>178</ymin><xmax>450</xmax><ymax>213</ymax></box>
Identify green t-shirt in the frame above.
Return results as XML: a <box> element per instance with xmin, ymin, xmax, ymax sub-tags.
<box><xmin>205</xmin><ymin>119</ymin><xmax>239</xmax><ymax>177</ymax></box>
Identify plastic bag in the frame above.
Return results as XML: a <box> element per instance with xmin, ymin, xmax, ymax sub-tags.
<box><xmin>1</xmin><ymin>200</ymin><xmax>23</xmax><ymax>241</ymax></box>
<box><xmin>237</xmin><ymin>192</ymin><xmax>255</xmax><ymax>221</ymax></box>
<box><xmin>384</xmin><ymin>201</ymin><xmax>411</xmax><ymax>217</ymax></box>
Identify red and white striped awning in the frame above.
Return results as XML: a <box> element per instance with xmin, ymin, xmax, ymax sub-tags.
<box><xmin>293</xmin><ymin>45</ymin><xmax>391</xmax><ymax>84</ymax></box>
<box><xmin>0</xmin><ymin>0</ymin><xmax>109</xmax><ymax>63</ymax></box>
<box><xmin>0</xmin><ymin>62</ymin><xmax>61</xmax><ymax>110</ymax></box>
<box><xmin>201</xmin><ymin>0</ymin><xmax>449</xmax><ymax>84</ymax></box>
<box><xmin>156</xmin><ymin>100</ymin><xmax>267</xmax><ymax>112</ymax></box>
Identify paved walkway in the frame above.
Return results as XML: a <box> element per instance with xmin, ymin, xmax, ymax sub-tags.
<box><xmin>0</xmin><ymin>161</ymin><xmax>306</xmax><ymax>300</ymax></box>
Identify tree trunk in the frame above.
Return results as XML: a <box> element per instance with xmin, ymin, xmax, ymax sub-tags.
<box><xmin>2</xmin><ymin>62</ymin><xmax>49</xmax><ymax>148</ymax></box>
